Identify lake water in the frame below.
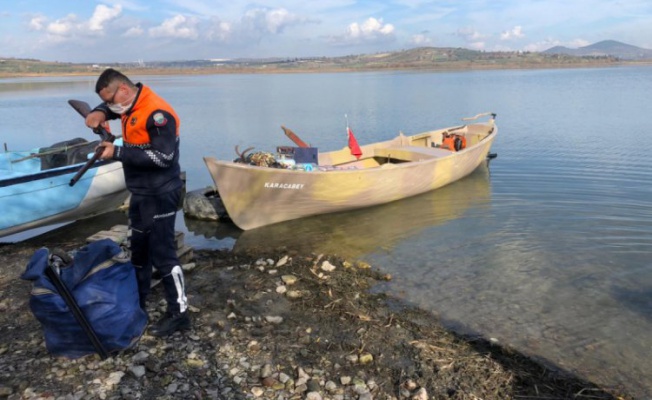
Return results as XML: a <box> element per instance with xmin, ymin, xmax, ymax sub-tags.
<box><xmin>2</xmin><ymin>66</ymin><xmax>652</xmax><ymax>397</ymax></box>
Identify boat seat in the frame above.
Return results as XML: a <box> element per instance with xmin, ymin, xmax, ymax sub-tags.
<box><xmin>374</xmin><ymin>146</ymin><xmax>451</xmax><ymax>161</ymax></box>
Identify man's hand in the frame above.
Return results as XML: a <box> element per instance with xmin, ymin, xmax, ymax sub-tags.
<box><xmin>97</xmin><ymin>141</ymin><xmax>115</xmax><ymax>160</ymax></box>
<box><xmin>85</xmin><ymin>111</ymin><xmax>107</xmax><ymax>129</ymax></box>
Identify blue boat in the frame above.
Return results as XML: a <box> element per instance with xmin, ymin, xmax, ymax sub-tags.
<box><xmin>0</xmin><ymin>137</ymin><xmax>128</xmax><ymax>238</ymax></box>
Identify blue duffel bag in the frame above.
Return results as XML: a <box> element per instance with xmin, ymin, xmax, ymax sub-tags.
<box><xmin>21</xmin><ymin>239</ymin><xmax>147</xmax><ymax>358</ymax></box>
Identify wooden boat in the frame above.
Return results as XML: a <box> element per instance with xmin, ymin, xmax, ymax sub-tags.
<box><xmin>0</xmin><ymin>138</ymin><xmax>129</xmax><ymax>239</ymax></box>
<box><xmin>203</xmin><ymin>113</ymin><xmax>497</xmax><ymax>230</ymax></box>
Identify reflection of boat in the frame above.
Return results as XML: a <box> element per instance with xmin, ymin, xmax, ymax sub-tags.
<box><xmin>231</xmin><ymin>165</ymin><xmax>492</xmax><ymax>258</ymax></box>
<box><xmin>204</xmin><ymin>113</ymin><xmax>496</xmax><ymax>230</ymax></box>
<box><xmin>0</xmin><ymin>138</ymin><xmax>128</xmax><ymax>238</ymax></box>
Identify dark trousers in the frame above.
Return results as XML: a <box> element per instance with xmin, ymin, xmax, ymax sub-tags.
<box><xmin>129</xmin><ymin>187</ymin><xmax>187</xmax><ymax>313</ymax></box>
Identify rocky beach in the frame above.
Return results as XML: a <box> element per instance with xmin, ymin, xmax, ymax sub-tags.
<box><xmin>0</xmin><ymin>230</ymin><xmax>636</xmax><ymax>400</ymax></box>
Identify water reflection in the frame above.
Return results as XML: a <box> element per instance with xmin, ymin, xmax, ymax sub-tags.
<box><xmin>184</xmin><ymin>165</ymin><xmax>492</xmax><ymax>259</ymax></box>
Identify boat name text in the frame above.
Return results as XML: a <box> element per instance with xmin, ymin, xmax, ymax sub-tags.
<box><xmin>264</xmin><ymin>182</ymin><xmax>305</xmax><ymax>190</ymax></box>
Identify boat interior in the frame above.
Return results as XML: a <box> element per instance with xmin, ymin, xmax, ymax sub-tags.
<box><xmin>1</xmin><ymin>138</ymin><xmax>102</xmax><ymax>179</ymax></box>
<box><xmin>317</xmin><ymin>121</ymin><xmax>495</xmax><ymax>169</ymax></box>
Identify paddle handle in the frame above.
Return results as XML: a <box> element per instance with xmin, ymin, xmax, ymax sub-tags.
<box><xmin>69</xmin><ymin>138</ymin><xmax>114</xmax><ymax>187</ymax></box>
<box><xmin>67</xmin><ymin>99</ymin><xmax>116</xmax><ymax>187</ymax></box>
<box><xmin>281</xmin><ymin>126</ymin><xmax>309</xmax><ymax>148</ymax></box>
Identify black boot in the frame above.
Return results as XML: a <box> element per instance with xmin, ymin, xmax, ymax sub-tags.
<box><xmin>149</xmin><ymin>311</ymin><xmax>191</xmax><ymax>337</ymax></box>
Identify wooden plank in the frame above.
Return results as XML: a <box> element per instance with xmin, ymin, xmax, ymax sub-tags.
<box><xmin>177</xmin><ymin>245</ymin><xmax>194</xmax><ymax>264</ymax></box>
<box><xmin>88</xmin><ymin>226</ymin><xmax>186</xmax><ymax>252</ymax></box>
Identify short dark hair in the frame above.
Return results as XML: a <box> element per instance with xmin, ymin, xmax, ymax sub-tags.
<box><xmin>95</xmin><ymin>68</ymin><xmax>135</xmax><ymax>94</ymax></box>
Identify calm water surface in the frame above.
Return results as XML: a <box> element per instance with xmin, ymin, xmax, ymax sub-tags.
<box><xmin>2</xmin><ymin>67</ymin><xmax>651</xmax><ymax>397</ymax></box>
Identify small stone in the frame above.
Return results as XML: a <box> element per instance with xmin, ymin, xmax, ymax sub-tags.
<box><xmin>105</xmin><ymin>371</ymin><xmax>124</xmax><ymax>387</ymax></box>
<box><xmin>261</xmin><ymin>377</ymin><xmax>276</xmax><ymax>387</ymax></box>
<box><xmin>404</xmin><ymin>379</ymin><xmax>418</xmax><ymax>391</ymax></box>
<box><xmin>260</xmin><ymin>363</ymin><xmax>273</xmax><ymax>378</ymax></box>
<box><xmin>321</xmin><ymin>261</ymin><xmax>336</xmax><ymax>272</ymax></box>
<box><xmin>286</xmin><ymin>290</ymin><xmax>304</xmax><ymax>299</ymax></box>
<box><xmin>279</xmin><ymin>372</ymin><xmax>291</xmax><ymax>383</ymax></box>
<box><xmin>306</xmin><ymin>392</ymin><xmax>323</xmax><ymax>400</ymax></box>
<box><xmin>132</xmin><ymin>351</ymin><xmax>150</xmax><ymax>363</ymax></box>
<box><xmin>297</xmin><ymin>367</ymin><xmax>310</xmax><ymax>380</ymax></box>
<box><xmin>340</xmin><ymin>376</ymin><xmax>351</xmax><ymax>385</ymax></box>
<box><xmin>281</xmin><ymin>275</ymin><xmax>298</xmax><ymax>285</ymax></box>
<box><xmin>265</xmin><ymin>315</ymin><xmax>283</xmax><ymax>324</ymax></box>
<box><xmin>181</xmin><ymin>262</ymin><xmax>196</xmax><ymax>272</ymax></box>
<box><xmin>186</xmin><ymin>359</ymin><xmax>205</xmax><ymax>368</ymax></box>
<box><xmin>251</xmin><ymin>386</ymin><xmax>265</xmax><ymax>397</ymax></box>
<box><xmin>129</xmin><ymin>365</ymin><xmax>146</xmax><ymax>379</ymax></box>
<box><xmin>276</xmin><ymin>255</ymin><xmax>289</xmax><ymax>267</ymax></box>
<box><xmin>247</xmin><ymin>340</ymin><xmax>261</xmax><ymax>352</ymax></box>
<box><xmin>359</xmin><ymin>352</ymin><xmax>373</xmax><ymax>364</ymax></box>
<box><xmin>325</xmin><ymin>380</ymin><xmax>337</xmax><ymax>392</ymax></box>
<box><xmin>412</xmin><ymin>387</ymin><xmax>428</xmax><ymax>400</ymax></box>
<box><xmin>0</xmin><ymin>385</ymin><xmax>13</xmax><ymax>396</ymax></box>
<box><xmin>356</xmin><ymin>261</ymin><xmax>371</xmax><ymax>269</ymax></box>
<box><xmin>166</xmin><ymin>383</ymin><xmax>178</xmax><ymax>394</ymax></box>
<box><xmin>307</xmin><ymin>379</ymin><xmax>321</xmax><ymax>392</ymax></box>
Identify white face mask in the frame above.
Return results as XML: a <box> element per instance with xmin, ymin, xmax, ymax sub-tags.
<box><xmin>108</xmin><ymin>94</ymin><xmax>135</xmax><ymax>115</ymax></box>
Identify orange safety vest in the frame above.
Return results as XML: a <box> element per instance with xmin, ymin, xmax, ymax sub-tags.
<box><xmin>441</xmin><ymin>134</ymin><xmax>466</xmax><ymax>152</ymax></box>
<box><xmin>121</xmin><ymin>85</ymin><xmax>180</xmax><ymax>145</ymax></box>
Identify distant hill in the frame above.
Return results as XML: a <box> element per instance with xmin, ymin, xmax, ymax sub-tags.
<box><xmin>1</xmin><ymin>43</ymin><xmax>646</xmax><ymax>77</ymax></box>
<box><xmin>543</xmin><ymin>40</ymin><xmax>652</xmax><ymax>60</ymax></box>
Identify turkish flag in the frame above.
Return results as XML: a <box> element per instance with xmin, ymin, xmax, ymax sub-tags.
<box><xmin>347</xmin><ymin>127</ymin><xmax>362</xmax><ymax>159</ymax></box>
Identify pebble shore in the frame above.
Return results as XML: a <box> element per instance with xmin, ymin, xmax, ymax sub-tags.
<box><xmin>0</xmin><ymin>245</ymin><xmax>632</xmax><ymax>400</ymax></box>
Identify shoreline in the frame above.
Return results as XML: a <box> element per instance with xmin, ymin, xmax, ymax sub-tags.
<box><xmin>0</xmin><ymin>237</ymin><xmax>637</xmax><ymax>399</ymax></box>
<box><xmin>1</xmin><ymin>60</ymin><xmax>651</xmax><ymax>79</ymax></box>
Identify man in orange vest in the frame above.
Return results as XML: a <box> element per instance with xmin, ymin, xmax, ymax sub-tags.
<box><xmin>85</xmin><ymin>68</ymin><xmax>190</xmax><ymax>337</ymax></box>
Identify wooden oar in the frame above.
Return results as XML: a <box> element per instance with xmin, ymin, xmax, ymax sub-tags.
<box><xmin>281</xmin><ymin>126</ymin><xmax>309</xmax><ymax>148</ymax></box>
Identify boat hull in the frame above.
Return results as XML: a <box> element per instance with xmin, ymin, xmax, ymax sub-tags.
<box><xmin>0</xmin><ymin>161</ymin><xmax>128</xmax><ymax>238</ymax></box>
<box><xmin>204</xmin><ymin>118</ymin><xmax>497</xmax><ymax>230</ymax></box>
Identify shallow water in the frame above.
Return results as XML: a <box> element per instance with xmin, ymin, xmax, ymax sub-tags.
<box><xmin>2</xmin><ymin>66</ymin><xmax>651</xmax><ymax>397</ymax></box>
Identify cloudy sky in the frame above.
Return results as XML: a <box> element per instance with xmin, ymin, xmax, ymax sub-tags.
<box><xmin>1</xmin><ymin>0</ymin><xmax>651</xmax><ymax>63</ymax></box>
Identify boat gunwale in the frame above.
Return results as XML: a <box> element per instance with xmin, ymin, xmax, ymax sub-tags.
<box><xmin>204</xmin><ymin>123</ymin><xmax>496</xmax><ymax>175</ymax></box>
<box><xmin>0</xmin><ymin>159</ymin><xmax>118</xmax><ymax>188</ymax></box>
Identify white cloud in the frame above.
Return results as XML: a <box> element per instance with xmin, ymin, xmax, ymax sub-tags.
<box><xmin>410</xmin><ymin>33</ymin><xmax>432</xmax><ymax>46</ymax></box>
<box><xmin>240</xmin><ymin>8</ymin><xmax>306</xmax><ymax>36</ymax></box>
<box><xmin>455</xmin><ymin>27</ymin><xmax>486</xmax><ymax>42</ymax></box>
<box><xmin>500</xmin><ymin>25</ymin><xmax>524</xmax><ymax>40</ymax></box>
<box><xmin>29</xmin><ymin>16</ymin><xmax>47</xmax><ymax>31</ymax></box>
<box><xmin>206</xmin><ymin>18</ymin><xmax>233</xmax><ymax>42</ymax></box>
<box><xmin>331</xmin><ymin>17</ymin><xmax>395</xmax><ymax>45</ymax></box>
<box><xmin>87</xmin><ymin>4</ymin><xmax>122</xmax><ymax>32</ymax></box>
<box><xmin>204</xmin><ymin>8</ymin><xmax>310</xmax><ymax>45</ymax></box>
<box><xmin>124</xmin><ymin>26</ymin><xmax>144</xmax><ymax>37</ymax></box>
<box><xmin>523</xmin><ymin>38</ymin><xmax>590</xmax><ymax>52</ymax></box>
<box><xmin>46</xmin><ymin>14</ymin><xmax>77</xmax><ymax>37</ymax></box>
<box><xmin>149</xmin><ymin>15</ymin><xmax>200</xmax><ymax>39</ymax></box>
<box><xmin>26</xmin><ymin>4</ymin><xmax>122</xmax><ymax>41</ymax></box>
